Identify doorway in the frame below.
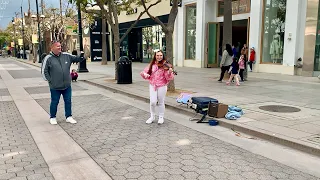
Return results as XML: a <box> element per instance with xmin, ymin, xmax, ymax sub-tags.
<box><xmin>128</xmin><ymin>28</ymin><xmax>143</xmax><ymax>62</ymax></box>
<box><xmin>205</xmin><ymin>22</ymin><xmax>219</xmax><ymax>68</ymax></box>
<box><xmin>218</xmin><ymin>19</ymin><xmax>248</xmax><ymax>60</ymax></box>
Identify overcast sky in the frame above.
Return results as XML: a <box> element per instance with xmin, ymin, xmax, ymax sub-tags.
<box><xmin>0</xmin><ymin>0</ymin><xmax>60</xmax><ymax>29</ymax></box>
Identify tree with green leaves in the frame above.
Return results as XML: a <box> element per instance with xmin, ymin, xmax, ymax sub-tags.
<box><xmin>69</xmin><ymin>0</ymin><xmax>161</xmax><ymax>79</ymax></box>
<box><xmin>0</xmin><ymin>31</ymin><xmax>11</xmax><ymax>48</ymax></box>
<box><xmin>140</xmin><ymin>0</ymin><xmax>180</xmax><ymax>91</ymax></box>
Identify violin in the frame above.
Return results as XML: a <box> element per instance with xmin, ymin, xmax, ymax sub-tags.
<box><xmin>158</xmin><ymin>60</ymin><xmax>178</xmax><ymax>75</ymax></box>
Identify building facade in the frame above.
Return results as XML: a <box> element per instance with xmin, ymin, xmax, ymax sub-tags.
<box><xmin>117</xmin><ymin>0</ymin><xmax>171</xmax><ymax>63</ymax></box>
<box><xmin>174</xmin><ymin>0</ymin><xmax>320</xmax><ymax>77</ymax></box>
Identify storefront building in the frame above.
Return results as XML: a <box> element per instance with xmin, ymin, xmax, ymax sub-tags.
<box><xmin>117</xmin><ymin>1</ymin><xmax>171</xmax><ymax>63</ymax></box>
<box><xmin>174</xmin><ymin>0</ymin><xmax>320</xmax><ymax>77</ymax></box>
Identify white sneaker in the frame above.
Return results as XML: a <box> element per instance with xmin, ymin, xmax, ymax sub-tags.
<box><xmin>66</xmin><ymin>117</ymin><xmax>77</xmax><ymax>124</ymax></box>
<box><xmin>50</xmin><ymin>118</ymin><xmax>57</xmax><ymax>125</ymax></box>
<box><xmin>158</xmin><ymin>117</ymin><xmax>164</xmax><ymax>125</ymax></box>
<box><xmin>146</xmin><ymin>116</ymin><xmax>155</xmax><ymax>124</ymax></box>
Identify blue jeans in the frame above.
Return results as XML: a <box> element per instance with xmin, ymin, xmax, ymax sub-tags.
<box><xmin>50</xmin><ymin>86</ymin><xmax>72</xmax><ymax>118</ymax></box>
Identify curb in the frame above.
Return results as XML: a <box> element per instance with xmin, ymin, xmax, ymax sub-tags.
<box><xmin>13</xmin><ymin>58</ymin><xmax>41</xmax><ymax>68</ymax></box>
<box><xmin>13</xmin><ymin>58</ymin><xmax>320</xmax><ymax>157</ymax></box>
<box><xmin>83</xmin><ymin>80</ymin><xmax>320</xmax><ymax>158</ymax></box>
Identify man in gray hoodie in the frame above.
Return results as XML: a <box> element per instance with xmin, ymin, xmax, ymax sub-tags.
<box><xmin>41</xmin><ymin>41</ymin><xmax>84</xmax><ymax>125</ymax></box>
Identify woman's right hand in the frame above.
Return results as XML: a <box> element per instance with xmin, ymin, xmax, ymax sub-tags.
<box><xmin>144</xmin><ymin>73</ymin><xmax>150</xmax><ymax>78</ymax></box>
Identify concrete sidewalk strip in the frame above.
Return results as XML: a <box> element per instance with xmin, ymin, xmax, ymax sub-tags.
<box><xmin>0</xmin><ymin>101</ymin><xmax>54</xmax><ymax>180</ymax></box>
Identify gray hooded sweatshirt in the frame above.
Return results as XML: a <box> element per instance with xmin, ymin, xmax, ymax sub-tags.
<box><xmin>41</xmin><ymin>52</ymin><xmax>83</xmax><ymax>90</ymax></box>
<box><xmin>220</xmin><ymin>50</ymin><xmax>233</xmax><ymax>67</ymax></box>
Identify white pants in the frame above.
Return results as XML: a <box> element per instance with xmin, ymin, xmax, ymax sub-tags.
<box><xmin>149</xmin><ymin>84</ymin><xmax>167</xmax><ymax>117</ymax></box>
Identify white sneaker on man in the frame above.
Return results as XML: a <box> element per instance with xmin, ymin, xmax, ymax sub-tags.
<box><xmin>50</xmin><ymin>118</ymin><xmax>57</xmax><ymax>125</ymax></box>
<box><xmin>66</xmin><ymin>117</ymin><xmax>77</xmax><ymax>124</ymax></box>
<box><xmin>158</xmin><ymin>117</ymin><xmax>164</xmax><ymax>125</ymax></box>
<box><xmin>146</xmin><ymin>115</ymin><xmax>155</xmax><ymax>124</ymax></box>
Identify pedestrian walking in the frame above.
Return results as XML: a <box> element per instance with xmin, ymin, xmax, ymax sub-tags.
<box><xmin>238</xmin><ymin>55</ymin><xmax>245</xmax><ymax>82</ymax></box>
<box><xmin>140</xmin><ymin>50</ymin><xmax>175</xmax><ymax>125</ymax></box>
<box><xmin>241</xmin><ymin>44</ymin><xmax>249</xmax><ymax>60</ymax></box>
<box><xmin>71</xmin><ymin>69</ymin><xmax>78</xmax><ymax>82</ymax></box>
<box><xmin>218</xmin><ymin>44</ymin><xmax>233</xmax><ymax>82</ymax></box>
<box><xmin>248</xmin><ymin>47</ymin><xmax>256</xmax><ymax>72</ymax></box>
<box><xmin>241</xmin><ymin>44</ymin><xmax>249</xmax><ymax>80</ymax></box>
<box><xmin>41</xmin><ymin>40</ymin><xmax>84</xmax><ymax>125</ymax></box>
<box><xmin>226</xmin><ymin>58</ymin><xmax>240</xmax><ymax>86</ymax></box>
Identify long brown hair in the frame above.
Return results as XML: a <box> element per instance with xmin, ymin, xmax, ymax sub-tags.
<box><xmin>147</xmin><ymin>50</ymin><xmax>166</xmax><ymax>75</ymax></box>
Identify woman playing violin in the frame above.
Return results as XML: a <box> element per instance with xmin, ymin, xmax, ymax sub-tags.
<box><xmin>140</xmin><ymin>50</ymin><xmax>175</xmax><ymax>124</ymax></box>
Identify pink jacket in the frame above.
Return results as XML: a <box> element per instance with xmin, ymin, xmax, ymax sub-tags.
<box><xmin>238</xmin><ymin>59</ymin><xmax>245</xmax><ymax>69</ymax></box>
<box><xmin>140</xmin><ymin>64</ymin><xmax>174</xmax><ymax>90</ymax></box>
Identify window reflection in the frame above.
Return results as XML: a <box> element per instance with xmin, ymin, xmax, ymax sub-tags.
<box><xmin>261</xmin><ymin>0</ymin><xmax>286</xmax><ymax>64</ymax></box>
<box><xmin>142</xmin><ymin>25</ymin><xmax>166</xmax><ymax>62</ymax></box>
<box><xmin>185</xmin><ymin>4</ymin><xmax>197</xmax><ymax>60</ymax></box>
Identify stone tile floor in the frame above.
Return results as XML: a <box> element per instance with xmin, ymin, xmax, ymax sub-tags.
<box><xmin>36</xmin><ymin>94</ymin><xmax>319</xmax><ymax>180</ymax></box>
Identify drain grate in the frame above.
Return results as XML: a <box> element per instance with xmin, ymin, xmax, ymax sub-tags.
<box><xmin>259</xmin><ymin>105</ymin><xmax>301</xmax><ymax>113</ymax></box>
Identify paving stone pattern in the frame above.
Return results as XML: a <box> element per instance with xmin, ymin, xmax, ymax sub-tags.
<box><xmin>0</xmin><ymin>60</ymin><xmax>31</xmax><ymax>69</ymax></box>
<box><xmin>8</xmin><ymin>70</ymin><xmax>42</xmax><ymax>79</ymax></box>
<box><xmin>36</xmin><ymin>94</ymin><xmax>319</xmax><ymax>180</ymax></box>
<box><xmin>0</xmin><ymin>89</ymin><xmax>10</xmax><ymax>96</ymax></box>
<box><xmin>24</xmin><ymin>84</ymin><xmax>87</xmax><ymax>95</ymax></box>
<box><xmin>0</xmin><ymin>101</ymin><xmax>54</xmax><ymax>180</ymax></box>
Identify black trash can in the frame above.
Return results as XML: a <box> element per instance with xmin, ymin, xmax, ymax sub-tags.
<box><xmin>117</xmin><ymin>56</ymin><xmax>132</xmax><ymax>84</ymax></box>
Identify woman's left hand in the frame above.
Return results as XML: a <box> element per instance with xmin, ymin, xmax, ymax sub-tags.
<box><xmin>169</xmin><ymin>68</ymin><xmax>173</xmax><ymax>73</ymax></box>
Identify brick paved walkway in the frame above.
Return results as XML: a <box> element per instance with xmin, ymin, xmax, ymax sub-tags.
<box><xmin>36</xmin><ymin>94</ymin><xmax>319</xmax><ymax>180</ymax></box>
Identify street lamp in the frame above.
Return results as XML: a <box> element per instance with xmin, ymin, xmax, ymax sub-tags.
<box><xmin>35</xmin><ymin>0</ymin><xmax>43</xmax><ymax>63</ymax></box>
<box><xmin>21</xmin><ymin>6</ymin><xmax>26</xmax><ymax>59</ymax></box>
<box><xmin>12</xmin><ymin>19</ymin><xmax>17</xmax><ymax>57</ymax></box>
<box><xmin>30</xmin><ymin>12</ymin><xmax>44</xmax><ymax>63</ymax></box>
<box><xmin>77</xmin><ymin>2</ymin><xmax>88</xmax><ymax>72</ymax></box>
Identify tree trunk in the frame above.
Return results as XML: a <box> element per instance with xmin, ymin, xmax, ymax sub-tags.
<box><xmin>223</xmin><ymin>0</ymin><xmax>232</xmax><ymax>48</ymax></box>
<box><xmin>33</xmin><ymin>43</ymin><xmax>37</xmax><ymax>63</ymax></box>
<box><xmin>101</xmin><ymin>17</ymin><xmax>108</xmax><ymax>65</ymax></box>
<box><xmin>165</xmin><ymin>30</ymin><xmax>175</xmax><ymax>91</ymax></box>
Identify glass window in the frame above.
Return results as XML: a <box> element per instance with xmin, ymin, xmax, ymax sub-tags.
<box><xmin>261</xmin><ymin>0</ymin><xmax>286</xmax><ymax>64</ymax></box>
<box><xmin>185</xmin><ymin>4</ymin><xmax>197</xmax><ymax>60</ymax></box>
<box><xmin>142</xmin><ymin>25</ymin><xmax>166</xmax><ymax>62</ymax></box>
<box><xmin>218</xmin><ymin>0</ymin><xmax>250</xmax><ymax>16</ymax></box>
<box><xmin>314</xmin><ymin>1</ymin><xmax>320</xmax><ymax>71</ymax></box>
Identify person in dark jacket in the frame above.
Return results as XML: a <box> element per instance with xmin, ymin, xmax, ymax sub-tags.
<box><xmin>226</xmin><ymin>58</ymin><xmax>240</xmax><ymax>86</ymax></box>
<box><xmin>41</xmin><ymin>40</ymin><xmax>84</xmax><ymax>125</ymax></box>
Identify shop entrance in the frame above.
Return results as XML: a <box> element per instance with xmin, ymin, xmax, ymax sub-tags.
<box><xmin>218</xmin><ymin>19</ymin><xmax>249</xmax><ymax>62</ymax></box>
<box><xmin>128</xmin><ymin>28</ymin><xmax>143</xmax><ymax>62</ymax></box>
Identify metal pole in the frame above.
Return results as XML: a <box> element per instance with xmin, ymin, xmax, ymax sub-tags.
<box><xmin>12</xmin><ymin>18</ymin><xmax>17</xmax><ymax>57</ymax></box>
<box><xmin>41</xmin><ymin>0</ymin><xmax>44</xmax><ymax>14</ymax></box>
<box><xmin>20</xmin><ymin>6</ymin><xmax>26</xmax><ymax>59</ymax></box>
<box><xmin>35</xmin><ymin>0</ymin><xmax>42</xmax><ymax>63</ymax></box>
<box><xmin>77</xmin><ymin>3</ymin><xmax>88</xmax><ymax>72</ymax></box>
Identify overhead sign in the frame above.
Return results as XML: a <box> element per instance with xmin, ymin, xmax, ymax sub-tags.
<box><xmin>126</xmin><ymin>8</ymin><xmax>137</xmax><ymax>15</ymax></box>
<box><xmin>90</xmin><ymin>18</ymin><xmax>111</xmax><ymax>62</ymax></box>
<box><xmin>18</xmin><ymin>39</ymin><xmax>23</xmax><ymax>46</ymax></box>
<box><xmin>66</xmin><ymin>25</ymin><xmax>77</xmax><ymax>35</ymax></box>
<box><xmin>32</xmin><ymin>34</ymin><xmax>38</xmax><ymax>43</ymax></box>
<box><xmin>170</xmin><ymin>0</ymin><xmax>182</xmax><ymax>7</ymax></box>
